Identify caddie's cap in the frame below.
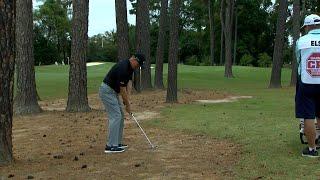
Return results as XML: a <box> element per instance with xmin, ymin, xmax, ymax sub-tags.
<box><xmin>301</xmin><ymin>14</ymin><xmax>320</xmax><ymax>29</ymax></box>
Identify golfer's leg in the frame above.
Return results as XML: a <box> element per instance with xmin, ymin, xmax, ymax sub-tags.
<box><xmin>117</xmin><ymin>96</ymin><xmax>125</xmax><ymax>144</ymax></box>
<box><xmin>99</xmin><ymin>85</ymin><xmax>122</xmax><ymax>147</ymax></box>
<box><xmin>316</xmin><ymin>99</ymin><xmax>320</xmax><ymax>129</ymax></box>
<box><xmin>304</xmin><ymin>119</ymin><xmax>316</xmax><ymax>148</ymax></box>
<box><xmin>317</xmin><ymin>118</ymin><xmax>320</xmax><ymax>145</ymax></box>
<box><xmin>107</xmin><ymin>106</ymin><xmax>122</xmax><ymax>146</ymax></box>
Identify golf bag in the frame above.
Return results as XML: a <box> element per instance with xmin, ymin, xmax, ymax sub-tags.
<box><xmin>299</xmin><ymin>119</ymin><xmax>320</xmax><ymax>144</ymax></box>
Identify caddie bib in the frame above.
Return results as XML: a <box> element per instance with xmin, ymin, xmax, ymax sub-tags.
<box><xmin>298</xmin><ymin>34</ymin><xmax>320</xmax><ymax>84</ymax></box>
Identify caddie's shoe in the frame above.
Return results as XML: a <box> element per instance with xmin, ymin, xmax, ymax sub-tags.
<box><xmin>104</xmin><ymin>146</ymin><xmax>125</xmax><ymax>154</ymax></box>
<box><xmin>118</xmin><ymin>144</ymin><xmax>128</xmax><ymax>149</ymax></box>
<box><xmin>302</xmin><ymin>147</ymin><xmax>319</xmax><ymax>158</ymax></box>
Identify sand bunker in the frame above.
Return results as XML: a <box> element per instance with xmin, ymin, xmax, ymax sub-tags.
<box><xmin>131</xmin><ymin>111</ymin><xmax>160</xmax><ymax>120</ymax></box>
<box><xmin>86</xmin><ymin>62</ymin><xmax>105</xmax><ymax>67</ymax></box>
<box><xmin>196</xmin><ymin>96</ymin><xmax>252</xmax><ymax>104</ymax></box>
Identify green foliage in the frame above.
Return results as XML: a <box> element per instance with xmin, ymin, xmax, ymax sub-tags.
<box><xmin>199</xmin><ymin>56</ymin><xmax>212</xmax><ymax>66</ymax></box>
<box><xmin>236</xmin><ymin>0</ymin><xmax>275</xmax><ymax>66</ymax></box>
<box><xmin>185</xmin><ymin>55</ymin><xmax>200</xmax><ymax>66</ymax></box>
<box><xmin>33</xmin><ymin>0</ymin><xmax>319</xmax><ymax>68</ymax></box>
<box><xmin>239</xmin><ymin>54</ymin><xmax>254</xmax><ymax>66</ymax></box>
<box><xmin>128</xmin><ymin>0</ymin><xmax>161</xmax><ymax>23</ymax></box>
<box><xmin>163</xmin><ymin>0</ymin><xmax>276</xmax><ymax>66</ymax></box>
<box><xmin>34</xmin><ymin>0</ymin><xmax>71</xmax><ymax>65</ymax></box>
<box><xmin>88</xmin><ymin>31</ymin><xmax>118</xmax><ymax>62</ymax></box>
<box><xmin>34</xmin><ymin>26</ymin><xmax>59</xmax><ymax>65</ymax></box>
<box><xmin>257</xmin><ymin>52</ymin><xmax>272</xmax><ymax>67</ymax></box>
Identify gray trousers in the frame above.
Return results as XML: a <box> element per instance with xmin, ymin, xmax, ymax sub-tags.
<box><xmin>99</xmin><ymin>83</ymin><xmax>124</xmax><ymax>147</ymax></box>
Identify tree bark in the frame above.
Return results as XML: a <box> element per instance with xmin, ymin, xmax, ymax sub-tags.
<box><xmin>14</xmin><ymin>0</ymin><xmax>42</xmax><ymax>115</ymax></box>
<box><xmin>233</xmin><ymin>1</ymin><xmax>238</xmax><ymax>65</ymax></box>
<box><xmin>290</xmin><ymin>0</ymin><xmax>300</xmax><ymax>86</ymax></box>
<box><xmin>269</xmin><ymin>0</ymin><xmax>288</xmax><ymax>88</ymax></box>
<box><xmin>136</xmin><ymin>0</ymin><xmax>152</xmax><ymax>90</ymax></box>
<box><xmin>220</xmin><ymin>0</ymin><xmax>225</xmax><ymax>66</ymax></box>
<box><xmin>133</xmin><ymin>70</ymin><xmax>141</xmax><ymax>92</ymax></box>
<box><xmin>224</xmin><ymin>0</ymin><xmax>234</xmax><ymax>78</ymax></box>
<box><xmin>0</xmin><ymin>0</ymin><xmax>15</xmax><ymax>165</ymax></box>
<box><xmin>301</xmin><ymin>0</ymin><xmax>306</xmax><ymax>27</ymax></box>
<box><xmin>208</xmin><ymin>0</ymin><xmax>215</xmax><ymax>66</ymax></box>
<box><xmin>166</xmin><ymin>0</ymin><xmax>181</xmax><ymax>103</ymax></box>
<box><xmin>155</xmin><ymin>0</ymin><xmax>169</xmax><ymax>89</ymax></box>
<box><xmin>66</xmin><ymin>0</ymin><xmax>91</xmax><ymax>112</ymax></box>
<box><xmin>115</xmin><ymin>0</ymin><xmax>130</xmax><ymax>61</ymax></box>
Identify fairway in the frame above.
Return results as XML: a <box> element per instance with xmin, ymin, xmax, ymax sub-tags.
<box><xmin>3</xmin><ymin>64</ymin><xmax>319</xmax><ymax>179</ymax></box>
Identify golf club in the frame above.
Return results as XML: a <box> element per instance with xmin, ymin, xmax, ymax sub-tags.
<box><xmin>130</xmin><ymin>113</ymin><xmax>157</xmax><ymax>149</ymax></box>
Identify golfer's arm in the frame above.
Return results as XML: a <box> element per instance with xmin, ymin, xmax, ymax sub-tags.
<box><xmin>120</xmin><ymin>86</ymin><xmax>130</xmax><ymax>106</ymax></box>
<box><xmin>126</xmin><ymin>80</ymin><xmax>132</xmax><ymax>96</ymax></box>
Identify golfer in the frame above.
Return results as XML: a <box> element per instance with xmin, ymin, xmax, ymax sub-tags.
<box><xmin>99</xmin><ymin>53</ymin><xmax>145</xmax><ymax>153</ymax></box>
<box><xmin>296</xmin><ymin>14</ymin><xmax>320</xmax><ymax>157</ymax></box>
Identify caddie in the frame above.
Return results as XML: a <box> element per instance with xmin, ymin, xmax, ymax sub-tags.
<box><xmin>296</xmin><ymin>14</ymin><xmax>320</xmax><ymax>157</ymax></box>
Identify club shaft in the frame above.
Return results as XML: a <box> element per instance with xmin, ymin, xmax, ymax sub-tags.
<box><xmin>131</xmin><ymin>114</ymin><xmax>154</xmax><ymax>148</ymax></box>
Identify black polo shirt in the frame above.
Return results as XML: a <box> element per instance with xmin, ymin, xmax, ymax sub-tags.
<box><xmin>103</xmin><ymin>59</ymin><xmax>134</xmax><ymax>93</ymax></box>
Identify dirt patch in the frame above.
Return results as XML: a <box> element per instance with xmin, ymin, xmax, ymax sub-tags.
<box><xmin>1</xmin><ymin>89</ymin><xmax>240</xmax><ymax>179</ymax></box>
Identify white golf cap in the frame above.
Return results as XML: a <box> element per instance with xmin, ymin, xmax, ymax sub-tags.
<box><xmin>301</xmin><ymin>14</ymin><xmax>320</xmax><ymax>29</ymax></box>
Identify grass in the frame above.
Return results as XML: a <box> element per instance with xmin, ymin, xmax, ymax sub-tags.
<box><xmin>34</xmin><ymin>63</ymin><xmax>320</xmax><ymax>179</ymax></box>
<box><xmin>35</xmin><ymin>62</ymin><xmax>114</xmax><ymax>100</ymax></box>
<box><xmin>151</xmin><ymin>65</ymin><xmax>320</xmax><ymax>179</ymax></box>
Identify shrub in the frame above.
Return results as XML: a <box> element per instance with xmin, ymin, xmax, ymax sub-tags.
<box><xmin>257</xmin><ymin>52</ymin><xmax>272</xmax><ymax>67</ymax></box>
<box><xmin>185</xmin><ymin>55</ymin><xmax>200</xmax><ymax>66</ymax></box>
<box><xmin>200</xmin><ymin>56</ymin><xmax>212</xmax><ymax>66</ymax></box>
<box><xmin>239</xmin><ymin>54</ymin><xmax>254</xmax><ymax>66</ymax></box>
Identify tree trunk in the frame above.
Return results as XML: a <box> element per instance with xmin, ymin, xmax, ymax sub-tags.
<box><xmin>133</xmin><ymin>70</ymin><xmax>141</xmax><ymax>92</ymax></box>
<box><xmin>301</xmin><ymin>0</ymin><xmax>306</xmax><ymax>25</ymax></box>
<box><xmin>290</xmin><ymin>0</ymin><xmax>300</xmax><ymax>86</ymax></box>
<box><xmin>269</xmin><ymin>0</ymin><xmax>288</xmax><ymax>88</ymax></box>
<box><xmin>136</xmin><ymin>0</ymin><xmax>152</xmax><ymax>90</ymax></box>
<box><xmin>224</xmin><ymin>0</ymin><xmax>234</xmax><ymax>78</ymax></box>
<box><xmin>155</xmin><ymin>0</ymin><xmax>169</xmax><ymax>89</ymax></box>
<box><xmin>115</xmin><ymin>0</ymin><xmax>130</xmax><ymax>61</ymax></box>
<box><xmin>208</xmin><ymin>0</ymin><xmax>215</xmax><ymax>66</ymax></box>
<box><xmin>233</xmin><ymin>1</ymin><xmax>238</xmax><ymax>65</ymax></box>
<box><xmin>220</xmin><ymin>0</ymin><xmax>225</xmax><ymax>66</ymax></box>
<box><xmin>14</xmin><ymin>0</ymin><xmax>42</xmax><ymax>115</ymax></box>
<box><xmin>66</xmin><ymin>0</ymin><xmax>91</xmax><ymax>112</ymax></box>
<box><xmin>0</xmin><ymin>0</ymin><xmax>15</xmax><ymax>165</ymax></box>
<box><xmin>166</xmin><ymin>0</ymin><xmax>181</xmax><ymax>103</ymax></box>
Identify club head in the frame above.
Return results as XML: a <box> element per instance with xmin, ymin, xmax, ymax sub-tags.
<box><xmin>151</xmin><ymin>145</ymin><xmax>158</xmax><ymax>150</ymax></box>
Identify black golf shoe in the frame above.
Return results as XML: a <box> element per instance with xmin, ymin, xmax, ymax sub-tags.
<box><xmin>104</xmin><ymin>146</ymin><xmax>125</xmax><ymax>154</ymax></box>
<box><xmin>302</xmin><ymin>147</ymin><xmax>319</xmax><ymax>158</ymax></box>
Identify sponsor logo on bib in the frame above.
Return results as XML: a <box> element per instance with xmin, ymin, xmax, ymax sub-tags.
<box><xmin>306</xmin><ymin>53</ymin><xmax>320</xmax><ymax>77</ymax></box>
